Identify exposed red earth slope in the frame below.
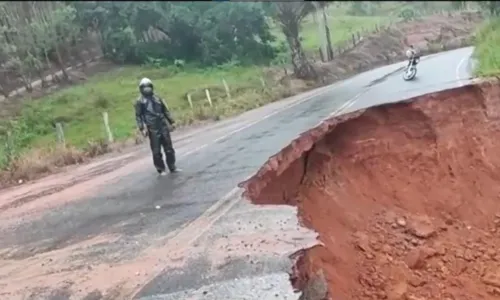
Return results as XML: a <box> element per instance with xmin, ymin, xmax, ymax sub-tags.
<box><xmin>240</xmin><ymin>80</ymin><xmax>500</xmax><ymax>300</ymax></box>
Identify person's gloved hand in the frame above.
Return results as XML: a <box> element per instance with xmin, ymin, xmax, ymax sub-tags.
<box><xmin>141</xmin><ymin>128</ymin><xmax>148</xmax><ymax>137</ymax></box>
<box><xmin>168</xmin><ymin>122</ymin><xmax>176</xmax><ymax>132</ymax></box>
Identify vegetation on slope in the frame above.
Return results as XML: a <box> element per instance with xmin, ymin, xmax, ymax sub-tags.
<box><xmin>474</xmin><ymin>20</ymin><xmax>500</xmax><ymax>76</ymax></box>
<box><xmin>472</xmin><ymin>1</ymin><xmax>500</xmax><ymax>76</ymax></box>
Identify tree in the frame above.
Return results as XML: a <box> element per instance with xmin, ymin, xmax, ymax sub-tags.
<box><xmin>265</xmin><ymin>2</ymin><xmax>317</xmax><ymax>79</ymax></box>
<box><xmin>51</xmin><ymin>4</ymin><xmax>81</xmax><ymax>79</ymax></box>
<box><xmin>451</xmin><ymin>1</ymin><xmax>467</xmax><ymax>11</ymax></box>
<box><xmin>70</xmin><ymin>2</ymin><xmax>277</xmax><ymax>66</ymax></box>
<box><xmin>0</xmin><ymin>1</ymin><xmax>279</xmax><ymax>96</ymax></box>
<box><xmin>0</xmin><ymin>2</ymin><xmax>39</xmax><ymax>91</ymax></box>
<box><xmin>0</xmin><ymin>1</ymin><xmax>86</xmax><ymax>95</ymax></box>
<box><xmin>348</xmin><ymin>2</ymin><xmax>369</xmax><ymax>16</ymax></box>
<box><xmin>479</xmin><ymin>1</ymin><xmax>500</xmax><ymax>16</ymax></box>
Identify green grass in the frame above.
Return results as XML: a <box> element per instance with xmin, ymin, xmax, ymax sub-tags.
<box><xmin>300</xmin><ymin>15</ymin><xmax>391</xmax><ymax>51</ymax></box>
<box><xmin>1</xmin><ymin>65</ymin><xmax>268</xmax><ymax>152</ymax></box>
<box><xmin>474</xmin><ymin>18</ymin><xmax>500</xmax><ymax>77</ymax></box>
<box><xmin>270</xmin><ymin>14</ymin><xmax>393</xmax><ymax>54</ymax></box>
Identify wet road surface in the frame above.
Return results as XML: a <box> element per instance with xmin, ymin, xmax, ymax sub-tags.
<box><xmin>0</xmin><ymin>47</ymin><xmax>474</xmax><ymax>299</ymax></box>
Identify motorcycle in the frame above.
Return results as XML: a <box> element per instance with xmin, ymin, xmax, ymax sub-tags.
<box><xmin>402</xmin><ymin>54</ymin><xmax>420</xmax><ymax>81</ymax></box>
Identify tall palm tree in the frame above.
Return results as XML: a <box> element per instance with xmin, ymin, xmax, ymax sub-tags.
<box><xmin>267</xmin><ymin>2</ymin><xmax>318</xmax><ymax>79</ymax></box>
<box><xmin>267</xmin><ymin>1</ymin><xmax>335</xmax><ymax>78</ymax></box>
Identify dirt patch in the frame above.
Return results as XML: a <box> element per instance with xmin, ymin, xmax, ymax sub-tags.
<box><xmin>240</xmin><ymin>79</ymin><xmax>500</xmax><ymax>299</ymax></box>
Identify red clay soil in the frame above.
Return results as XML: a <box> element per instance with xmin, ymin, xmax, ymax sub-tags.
<box><xmin>240</xmin><ymin>80</ymin><xmax>500</xmax><ymax>300</ymax></box>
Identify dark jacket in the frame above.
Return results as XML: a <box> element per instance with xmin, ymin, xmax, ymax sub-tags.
<box><xmin>134</xmin><ymin>94</ymin><xmax>175</xmax><ymax>131</ymax></box>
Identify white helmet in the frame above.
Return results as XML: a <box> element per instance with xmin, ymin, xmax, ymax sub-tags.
<box><xmin>405</xmin><ymin>49</ymin><xmax>414</xmax><ymax>59</ymax></box>
<box><xmin>139</xmin><ymin>77</ymin><xmax>153</xmax><ymax>87</ymax></box>
<box><xmin>139</xmin><ymin>77</ymin><xmax>154</xmax><ymax>95</ymax></box>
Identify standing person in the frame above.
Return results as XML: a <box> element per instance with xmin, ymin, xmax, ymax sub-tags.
<box><xmin>134</xmin><ymin>77</ymin><xmax>180</xmax><ymax>175</ymax></box>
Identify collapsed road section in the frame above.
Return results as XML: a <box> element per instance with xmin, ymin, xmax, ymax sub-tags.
<box><xmin>240</xmin><ymin>79</ymin><xmax>500</xmax><ymax>300</ymax></box>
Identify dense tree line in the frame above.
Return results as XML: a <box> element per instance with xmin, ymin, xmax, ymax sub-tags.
<box><xmin>71</xmin><ymin>2</ymin><xmax>278</xmax><ymax>66</ymax></box>
<box><xmin>0</xmin><ymin>1</ymin><xmax>341</xmax><ymax>93</ymax></box>
<box><xmin>0</xmin><ymin>2</ymin><xmax>91</xmax><ymax>96</ymax></box>
<box><xmin>0</xmin><ymin>0</ymin><xmax>487</xmax><ymax>95</ymax></box>
<box><xmin>71</xmin><ymin>1</ymin><xmax>337</xmax><ymax>79</ymax></box>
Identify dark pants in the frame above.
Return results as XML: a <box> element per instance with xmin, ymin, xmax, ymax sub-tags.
<box><xmin>148</xmin><ymin>128</ymin><xmax>176</xmax><ymax>172</ymax></box>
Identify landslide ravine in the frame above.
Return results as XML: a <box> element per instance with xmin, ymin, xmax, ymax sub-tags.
<box><xmin>240</xmin><ymin>80</ymin><xmax>500</xmax><ymax>300</ymax></box>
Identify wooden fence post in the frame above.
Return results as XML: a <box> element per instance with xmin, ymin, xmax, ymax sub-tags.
<box><xmin>352</xmin><ymin>33</ymin><xmax>356</xmax><ymax>47</ymax></box>
<box><xmin>318</xmin><ymin>47</ymin><xmax>325</xmax><ymax>62</ymax></box>
<box><xmin>222</xmin><ymin>78</ymin><xmax>231</xmax><ymax>100</ymax></box>
<box><xmin>205</xmin><ymin>89</ymin><xmax>213</xmax><ymax>107</ymax></box>
<box><xmin>186</xmin><ymin>93</ymin><xmax>193</xmax><ymax>109</ymax></box>
<box><xmin>328</xmin><ymin>47</ymin><xmax>333</xmax><ymax>61</ymax></box>
<box><xmin>102</xmin><ymin>111</ymin><xmax>114</xmax><ymax>143</ymax></box>
<box><xmin>55</xmin><ymin>122</ymin><xmax>65</xmax><ymax>148</ymax></box>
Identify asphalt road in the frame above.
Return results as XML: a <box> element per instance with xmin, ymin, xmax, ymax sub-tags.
<box><xmin>0</xmin><ymin>47</ymin><xmax>474</xmax><ymax>300</ymax></box>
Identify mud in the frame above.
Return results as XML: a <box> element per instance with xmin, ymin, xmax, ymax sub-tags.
<box><xmin>240</xmin><ymin>79</ymin><xmax>500</xmax><ymax>299</ymax></box>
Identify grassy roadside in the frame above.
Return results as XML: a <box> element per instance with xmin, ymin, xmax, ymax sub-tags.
<box><xmin>0</xmin><ymin>13</ymin><xmax>395</xmax><ymax>184</ymax></box>
<box><xmin>0</xmin><ymin>65</ymin><xmax>285</xmax><ymax>169</ymax></box>
<box><xmin>474</xmin><ymin>18</ymin><xmax>500</xmax><ymax>77</ymax></box>
<box><xmin>17</xmin><ymin>65</ymin><xmax>269</xmax><ymax>148</ymax></box>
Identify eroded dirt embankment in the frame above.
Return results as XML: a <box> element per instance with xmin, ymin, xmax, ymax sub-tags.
<box><xmin>240</xmin><ymin>80</ymin><xmax>500</xmax><ymax>299</ymax></box>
